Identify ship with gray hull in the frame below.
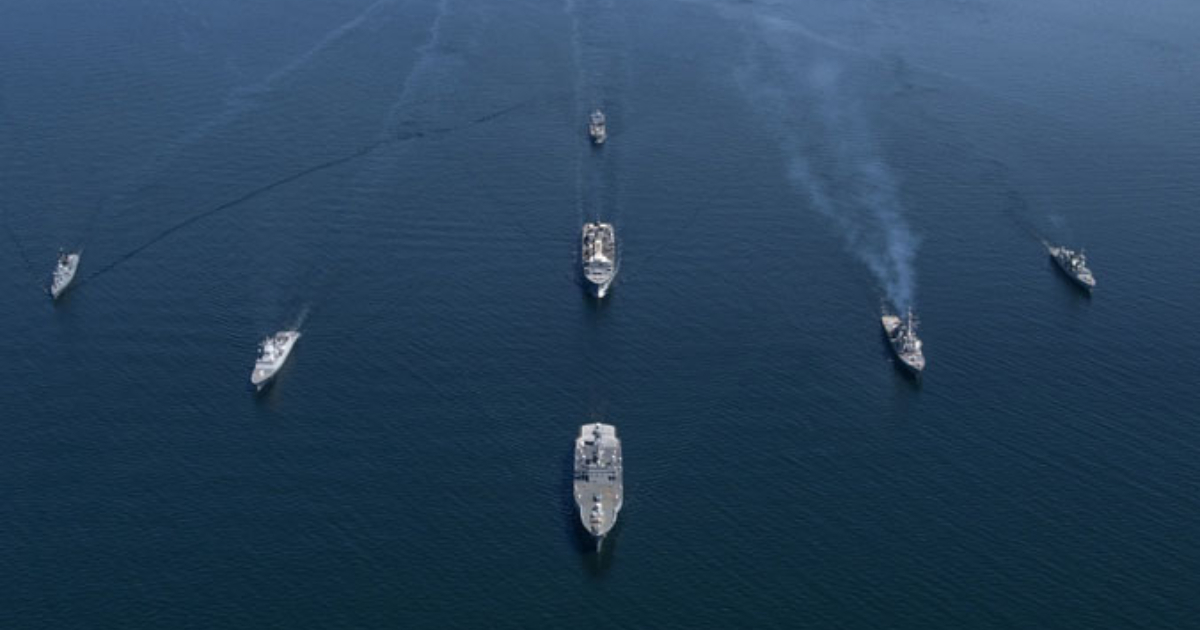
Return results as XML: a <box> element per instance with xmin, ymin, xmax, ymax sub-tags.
<box><xmin>588</xmin><ymin>109</ymin><xmax>607</xmax><ymax>145</ymax></box>
<box><xmin>881</xmin><ymin>309</ymin><xmax>925</xmax><ymax>374</ymax></box>
<box><xmin>1047</xmin><ymin>243</ymin><xmax>1095</xmax><ymax>292</ymax></box>
<box><xmin>573</xmin><ymin>423</ymin><xmax>623</xmax><ymax>550</ymax></box>
<box><xmin>49</xmin><ymin>251</ymin><xmax>81</xmax><ymax>301</ymax></box>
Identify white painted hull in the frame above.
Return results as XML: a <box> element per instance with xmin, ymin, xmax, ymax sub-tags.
<box><xmin>251</xmin><ymin>331</ymin><xmax>301</xmax><ymax>389</ymax></box>
<box><xmin>50</xmin><ymin>253</ymin><xmax>81</xmax><ymax>300</ymax></box>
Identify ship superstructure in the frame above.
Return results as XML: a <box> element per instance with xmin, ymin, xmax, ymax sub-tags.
<box><xmin>581</xmin><ymin>222</ymin><xmax>617</xmax><ymax>298</ymax></box>
<box><xmin>573</xmin><ymin>423</ymin><xmax>623</xmax><ymax>549</ymax></box>
<box><xmin>1048</xmin><ymin>244</ymin><xmax>1096</xmax><ymax>291</ymax></box>
<box><xmin>588</xmin><ymin>109</ymin><xmax>607</xmax><ymax>145</ymax></box>
<box><xmin>881</xmin><ymin>309</ymin><xmax>926</xmax><ymax>374</ymax></box>
<box><xmin>250</xmin><ymin>330</ymin><xmax>301</xmax><ymax>391</ymax></box>
<box><xmin>49</xmin><ymin>251</ymin><xmax>80</xmax><ymax>300</ymax></box>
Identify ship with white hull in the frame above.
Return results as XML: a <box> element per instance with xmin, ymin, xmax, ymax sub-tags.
<box><xmin>581</xmin><ymin>222</ymin><xmax>617</xmax><ymax>298</ymax></box>
<box><xmin>881</xmin><ymin>309</ymin><xmax>925</xmax><ymax>374</ymax></box>
<box><xmin>251</xmin><ymin>331</ymin><xmax>301</xmax><ymax>391</ymax></box>
<box><xmin>49</xmin><ymin>251</ymin><xmax>80</xmax><ymax>300</ymax></box>
<box><xmin>1047</xmin><ymin>244</ymin><xmax>1096</xmax><ymax>291</ymax></box>
<box><xmin>573</xmin><ymin>423</ymin><xmax>623</xmax><ymax>550</ymax></box>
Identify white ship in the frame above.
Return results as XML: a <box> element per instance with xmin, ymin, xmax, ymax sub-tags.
<box><xmin>1047</xmin><ymin>244</ymin><xmax>1096</xmax><ymax>291</ymax></box>
<box><xmin>581</xmin><ymin>222</ymin><xmax>617</xmax><ymax>298</ymax></box>
<box><xmin>250</xmin><ymin>331</ymin><xmax>301</xmax><ymax>391</ymax></box>
<box><xmin>881</xmin><ymin>309</ymin><xmax>925</xmax><ymax>374</ymax></box>
<box><xmin>49</xmin><ymin>251</ymin><xmax>81</xmax><ymax>300</ymax></box>
<box><xmin>573</xmin><ymin>423</ymin><xmax>623</xmax><ymax>550</ymax></box>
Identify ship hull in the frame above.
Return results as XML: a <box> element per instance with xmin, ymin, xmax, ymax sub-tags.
<box><xmin>881</xmin><ymin>316</ymin><xmax>925</xmax><ymax>374</ymax></box>
<box><xmin>50</xmin><ymin>254</ymin><xmax>81</xmax><ymax>300</ymax></box>
<box><xmin>573</xmin><ymin>423</ymin><xmax>623</xmax><ymax>551</ymax></box>
<box><xmin>250</xmin><ymin>332</ymin><xmax>300</xmax><ymax>391</ymax></box>
<box><xmin>1047</xmin><ymin>247</ymin><xmax>1095</xmax><ymax>292</ymax></box>
<box><xmin>1050</xmin><ymin>256</ymin><xmax>1096</xmax><ymax>292</ymax></box>
<box><xmin>588</xmin><ymin>110</ymin><xmax>606</xmax><ymax>144</ymax></box>
<box><xmin>581</xmin><ymin>223</ymin><xmax>616</xmax><ymax>299</ymax></box>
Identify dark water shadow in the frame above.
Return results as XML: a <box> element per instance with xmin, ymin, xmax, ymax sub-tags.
<box><xmin>578</xmin><ymin>520</ymin><xmax>620</xmax><ymax>578</ymax></box>
<box><xmin>559</xmin><ymin>447</ymin><xmax>590</xmax><ymax>551</ymax></box>
<box><xmin>50</xmin><ymin>290</ymin><xmax>74</xmax><ymax>310</ymax></box>
<box><xmin>581</xmin><ymin>283</ymin><xmax>616</xmax><ymax>312</ymax></box>
<box><xmin>250</xmin><ymin>379</ymin><xmax>275</xmax><ymax>401</ymax></box>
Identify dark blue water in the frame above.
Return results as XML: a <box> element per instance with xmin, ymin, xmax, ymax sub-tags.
<box><xmin>4</xmin><ymin>0</ymin><xmax>1200</xmax><ymax>627</ymax></box>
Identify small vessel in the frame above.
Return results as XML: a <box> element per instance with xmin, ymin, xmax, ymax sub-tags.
<box><xmin>250</xmin><ymin>331</ymin><xmax>301</xmax><ymax>391</ymax></box>
<box><xmin>881</xmin><ymin>309</ymin><xmax>925</xmax><ymax>374</ymax></box>
<box><xmin>49</xmin><ymin>251</ymin><xmax>81</xmax><ymax>300</ymax></box>
<box><xmin>1047</xmin><ymin>244</ymin><xmax>1095</xmax><ymax>291</ymax></box>
<box><xmin>573</xmin><ymin>423</ymin><xmax>623</xmax><ymax>550</ymax></box>
<box><xmin>588</xmin><ymin>109</ymin><xmax>607</xmax><ymax>145</ymax></box>
<box><xmin>581</xmin><ymin>222</ymin><xmax>617</xmax><ymax>298</ymax></box>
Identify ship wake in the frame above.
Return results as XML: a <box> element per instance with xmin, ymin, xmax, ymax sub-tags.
<box><xmin>77</xmin><ymin>101</ymin><xmax>529</xmax><ymax>288</ymax></box>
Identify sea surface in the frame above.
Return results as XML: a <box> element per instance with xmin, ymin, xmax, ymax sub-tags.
<box><xmin>3</xmin><ymin>0</ymin><xmax>1200</xmax><ymax>627</ymax></box>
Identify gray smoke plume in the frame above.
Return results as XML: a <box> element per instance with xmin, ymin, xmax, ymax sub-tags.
<box><xmin>739</xmin><ymin>27</ymin><xmax>919</xmax><ymax>310</ymax></box>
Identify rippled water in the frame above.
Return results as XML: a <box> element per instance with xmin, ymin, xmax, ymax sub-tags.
<box><xmin>3</xmin><ymin>0</ymin><xmax>1199</xmax><ymax>627</ymax></box>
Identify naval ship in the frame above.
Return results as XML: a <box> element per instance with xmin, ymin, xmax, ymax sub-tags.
<box><xmin>250</xmin><ymin>330</ymin><xmax>301</xmax><ymax>391</ymax></box>
<box><xmin>581</xmin><ymin>222</ymin><xmax>617</xmax><ymax>298</ymax></box>
<box><xmin>573</xmin><ymin>423</ymin><xmax>623</xmax><ymax>550</ymax></box>
<box><xmin>588</xmin><ymin>109</ymin><xmax>607</xmax><ymax>145</ymax></box>
<box><xmin>881</xmin><ymin>309</ymin><xmax>925</xmax><ymax>374</ymax></box>
<box><xmin>49</xmin><ymin>251</ymin><xmax>81</xmax><ymax>300</ymax></box>
<box><xmin>1047</xmin><ymin>244</ymin><xmax>1095</xmax><ymax>291</ymax></box>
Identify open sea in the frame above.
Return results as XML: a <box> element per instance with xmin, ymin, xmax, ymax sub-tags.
<box><xmin>3</xmin><ymin>0</ymin><xmax>1200</xmax><ymax>627</ymax></box>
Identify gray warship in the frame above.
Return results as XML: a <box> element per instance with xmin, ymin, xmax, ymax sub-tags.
<box><xmin>881</xmin><ymin>309</ymin><xmax>925</xmax><ymax>374</ymax></box>
<box><xmin>250</xmin><ymin>331</ymin><xmax>301</xmax><ymax>391</ymax></box>
<box><xmin>581</xmin><ymin>222</ymin><xmax>617</xmax><ymax>298</ymax></box>
<box><xmin>49</xmin><ymin>251</ymin><xmax>81</xmax><ymax>300</ymax></box>
<box><xmin>1047</xmin><ymin>244</ymin><xmax>1095</xmax><ymax>291</ymax></box>
<box><xmin>573</xmin><ymin>423</ymin><xmax>623</xmax><ymax>550</ymax></box>
<box><xmin>588</xmin><ymin>109</ymin><xmax>607</xmax><ymax>145</ymax></box>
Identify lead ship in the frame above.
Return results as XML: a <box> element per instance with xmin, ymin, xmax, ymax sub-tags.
<box><xmin>881</xmin><ymin>309</ymin><xmax>926</xmax><ymax>374</ymax></box>
<box><xmin>588</xmin><ymin>109</ymin><xmax>606</xmax><ymax>145</ymax></box>
<box><xmin>49</xmin><ymin>251</ymin><xmax>81</xmax><ymax>300</ymax></box>
<box><xmin>250</xmin><ymin>331</ymin><xmax>301</xmax><ymax>391</ymax></box>
<box><xmin>573</xmin><ymin>423</ymin><xmax>623</xmax><ymax>550</ymax></box>
<box><xmin>1047</xmin><ymin>244</ymin><xmax>1095</xmax><ymax>291</ymax></box>
<box><xmin>581</xmin><ymin>222</ymin><xmax>617</xmax><ymax>298</ymax></box>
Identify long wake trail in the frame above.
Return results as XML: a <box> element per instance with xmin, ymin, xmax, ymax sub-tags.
<box><xmin>79</xmin><ymin>0</ymin><xmax>401</xmax><ymax>253</ymax></box>
<box><xmin>77</xmin><ymin>101</ymin><xmax>530</xmax><ymax>288</ymax></box>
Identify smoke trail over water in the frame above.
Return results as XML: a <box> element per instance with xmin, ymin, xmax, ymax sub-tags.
<box><xmin>291</xmin><ymin>303</ymin><xmax>312</xmax><ymax>331</ymax></box>
<box><xmin>740</xmin><ymin>25</ymin><xmax>919</xmax><ymax>310</ymax></box>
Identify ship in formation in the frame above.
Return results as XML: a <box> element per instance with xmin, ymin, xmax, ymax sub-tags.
<box><xmin>581</xmin><ymin>222</ymin><xmax>617</xmax><ymax>298</ymax></box>
<box><xmin>881</xmin><ymin>308</ymin><xmax>925</xmax><ymax>374</ymax></box>
<box><xmin>250</xmin><ymin>330</ymin><xmax>301</xmax><ymax>391</ymax></box>
<box><xmin>573</xmin><ymin>422</ymin><xmax>623</xmax><ymax>550</ymax></box>
<box><xmin>1047</xmin><ymin>243</ymin><xmax>1096</xmax><ymax>291</ymax></box>
<box><xmin>49</xmin><ymin>251</ymin><xmax>81</xmax><ymax>301</ymax></box>
<box><xmin>588</xmin><ymin>109</ymin><xmax>607</xmax><ymax>145</ymax></box>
